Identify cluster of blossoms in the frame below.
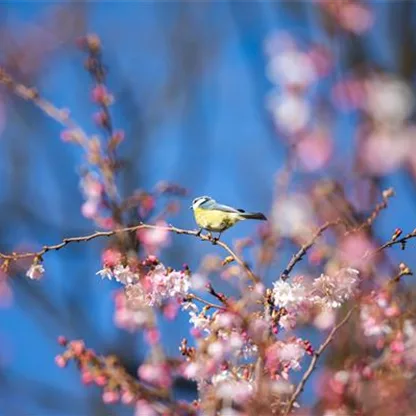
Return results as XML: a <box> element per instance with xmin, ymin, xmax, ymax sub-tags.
<box><xmin>97</xmin><ymin>254</ymin><xmax>190</xmax><ymax>307</ymax></box>
<box><xmin>272</xmin><ymin>268</ymin><xmax>359</xmax><ymax>330</ymax></box>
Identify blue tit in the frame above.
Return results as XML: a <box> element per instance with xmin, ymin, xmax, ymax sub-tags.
<box><xmin>190</xmin><ymin>196</ymin><xmax>267</xmax><ymax>239</ymax></box>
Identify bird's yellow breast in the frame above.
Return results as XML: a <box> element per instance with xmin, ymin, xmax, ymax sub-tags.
<box><xmin>193</xmin><ymin>207</ymin><xmax>241</xmax><ymax>232</ymax></box>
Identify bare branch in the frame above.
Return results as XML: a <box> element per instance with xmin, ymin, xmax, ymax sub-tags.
<box><xmin>280</xmin><ymin>220</ymin><xmax>344</xmax><ymax>280</ymax></box>
<box><xmin>284</xmin><ymin>306</ymin><xmax>356</xmax><ymax>415</ymax></box>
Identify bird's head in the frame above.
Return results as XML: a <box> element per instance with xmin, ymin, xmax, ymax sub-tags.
<box><xmin>190</xmin><ymin>195</ymin><xmax>212</xmax><ymax>210</ymax></box>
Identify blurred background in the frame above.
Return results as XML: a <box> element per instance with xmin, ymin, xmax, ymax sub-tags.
<box><xmin>0</xmin><ymin>2</ymin><xmax>416</xmax><ymax>415</ymax></box>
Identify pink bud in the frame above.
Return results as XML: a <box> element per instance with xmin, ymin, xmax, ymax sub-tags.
<box><xmin>70</xmin><ymin>340</ymin><xmax>85</xmax><ymax>356</ymax></box>
<box><xmin>55</xmin><ymin>355</ymin><xmax>67</xmax><ymax>368</ymax></box>
<box><xmin>95</xmin><ymin>374</ymin><xmax>108</xmax><ymax>386</ymax></box>
<box><xmin>60</xmin><ymin>130</ymin><xmax>73</xmax><ymax>142</ymax></box>
<box><xmin>81</xmin><ymin>200</ymin><xmax>98</xmax><ymax>219</ymax></box>
<box><xmin>390</xmin><ymin>340</ymin><xmax>405</xmax><ymax>354</ymax></box>
<box><xmin>91</xmin><ymin>85</ymin><xmax>108</xmax><ymax>104</ymax></box>
<box><xmin>57</xmin><ymin>336</ymin><xmax>67</xmax><ymax>346</ymax></box>
<box><xmin>121</xmin><ymin>390</ymin><xmax>135</xmax><ymax>405</ymax></box>
<box><xmin>145</xmin><ymin>328</ymin><xmax>160</xmax><ymax>346</ymax></box>
<box><xmin>102</xmin><ymin>390</ymin><xmax>119</xmax><ymax>404</ymax></box>
<box><xmin>190</xmin><ymin>327</ymin><xmax>202</xmax><ymax>339</ymax></box>
<box><xmin>81</xmin><ymin>371</ymin><xmax>94</xmax><ymax>385</ymax></box>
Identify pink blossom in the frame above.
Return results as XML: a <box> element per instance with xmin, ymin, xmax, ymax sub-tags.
<box><xmin>162</xmin><ymin>300</ymin><xmax>179</xmax><ymax>320</ymax></box>
<box><xmin>135</xmin><ymin>400</ymin><xmax>158</xmax><ymax>416</ymax></box>
<box><xmin>101</xmin><ymin>248</ymin><xmax>122</xmax><ymax>268</ymax></box>
<box><xmin>138</xmin><ymin>363</ymin><xmax>172</xmax><ymax>388</ymax></box>
<box><xmin>215</xmin><ymin>379</ymin><xmax>253</xmax><ymax>403</ymax></box>
<box><xmin>361</xmin><ymin>130</ymin><xmax>410</xmax><ymax>175</ymax></box>
<box><xmin>80</xmin><ymin>173</ymin><xmax>103</xmax><ymax>200</ymax></box>
<box><xmin>91</xmin><ymin>85</ymin><xmax>109</xmax><ymax>104</ymax></box>
<box><xmin>95</xmin><ymin>375</ymin><xmax>108</xmax><ymax>386</ymax></box>
<box><xmin>339</xmin><ymin>233</ymin><xmax>375</xmax><ymax>266</ymax></box>
<box><xmin>121</xmin><ymin>390</ymin><xmax>135</xmax><ymax>405</ymax></box>
<box><xmin>102</xmin><ymin>390</ymin><xmax>119</xmax><ymax>404</ymax></box>
<box><xmin>54</xmin><ymin>355</ymin><xmax>67</xmax><ymax>368</ymax></box>
<box><xmin>338</xmin><ymin>3</ymin><xmax>374</xmax><ymax>34</ymax></box>
<box><xmin>296</xmin><ymin>131</ymin><xmax>333</xmax><ymax>172</ymax></box>
<box><xmin>137</xmin><ymin>221</ymin><xmax>170</xmax><ymax>253</ymax></box>
<box><xmin>81</xmin><ymin>370</ymin><xmax>94</xmax><ymax>385</ymax></box>
<box><xmin>312</xmin><ymin>268</ymin><xmax>359</xmax><ymax>309</ymax></box>
<box><xmin>70</xmin><ymin>340</ymin><xmax>85</xmax><ymax>356</ymax></box>
<box><xmin>145</xmin><ymin>328</ymin><xmax>160</xmax><ymax>345</ymax></box>
<box><xmin>81</xmin><ymin>200</ymin><xmax>98</xmax><ymax>218</ymax></box>
<box><xmin>267</xmin><ymin>340</ymin><xmax>306</xmax><ymax>372</ymax></box>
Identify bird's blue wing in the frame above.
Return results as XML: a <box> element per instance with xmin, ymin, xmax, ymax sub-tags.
<box><xmin>201</xmin><ymin>200</ymin><xmax>242</xmax><ymax>213</ymax></box>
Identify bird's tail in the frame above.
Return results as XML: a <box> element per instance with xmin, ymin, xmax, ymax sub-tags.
<box><xmin>240</xmin><ymin>212</ymin><xmax>267</xmax><ymax>221</ymax></box>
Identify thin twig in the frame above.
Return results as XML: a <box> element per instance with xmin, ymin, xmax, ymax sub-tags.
<box><xmin>280</xmin><ymin>220</ymin><xmax>344</xmax><ymax>280</ymax></box>
<box><xmin>0</xmin><ymin>68</ymin><xmax>89</xmax><ymax>147</ymax></box>
<box><xmin>0</xmin><ymin>223</ymin><xmax>259</xmax><ymax>283</ymax></box>
<box><xmin>284</xmin><ymin>306</ymin><xmax>356</xmax><ymax>415</ymax></box>
<box><xmin>185</xmin><ymin>294</ymin><xmax>224</xmax><ymax>310</ymax></box>
<box><xmin>364</xmin><ymin>229</ymin><xmax>416</xmax><ymax>259</ymax></box>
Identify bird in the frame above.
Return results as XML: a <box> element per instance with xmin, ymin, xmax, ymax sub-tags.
<box><xmin>190</xmin><ymin>195</ymin><xmax>267</xmax><ymax>240</ymax></box>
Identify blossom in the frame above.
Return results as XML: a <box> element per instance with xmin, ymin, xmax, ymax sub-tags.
<box><xmin>113</xmin><ymin>289</ymin><xmax>153</xmax><ymax>332</ymax></box>
<box><xmin>26</xmin><ymin>263</ymin><xmax>45</xmax><ymax>280</ymax></box>
<box><xmin>278</xmin><ymin>342</ymin><xmax>306</xmax><ymax>371</ymax></box>
<box><xmin>365</xmin><ymin>75</ymin><xmax>414</xmax><ymax>125</ymax></box>
<box><xmin>272</xmin><ymin>279</ymin><xmax>306</xmax><ymax>308</ymax></box>
<box><xmin>266</xmin><ymin>47</ymin><xmax>317</xmax><ymax>89</ymax></box>
<box><xmin>96</xmin><ymin>267</ymin><xmax>113</xmax><ymax>281</ymax></box>
<box><xmin>312</xmin><ymin>268</ymin><xmax>359</xmax><ymax>309</ymax></box>
<box><xmin>113</xmin><ymin>265</ymin><xmax>136</xmax><ymax>285</ymax></box>
<box><xmin>271</xmin><ymin>194</ymin><xmax>313</xmax><ymax>238</ymax></box>
<box><xmin>145</xmin><ymin>265</ymin><xmax>190</xmax><ymax>305</ymax></box>
<box><xmin>268</xmin><ymin>92</ymin><xmax>310</xmax><ymax>134</ymax></box>
<box><xmin>266</xmin><ymin>340</ymin><xmax>306</xmax><ymax>372</ymax></box>
<box><xmin>135</xmin><ymin>400</ymin><xmax>157</xmax><ymax>416</ymax></box>
<box><xmin>137</xmin><ymin>221</ymin><xmax>170</xmax><ymax>253</ymax></box>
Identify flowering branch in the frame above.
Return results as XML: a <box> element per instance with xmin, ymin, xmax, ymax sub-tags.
<box><xmin>0</xmin><ymin>223</ymin><xmax>259</xmax><ymax>283</ymax></box>
<box><xmin>284</xmin><ymin>306</ymin><xmax>356</xmax><ymax>415</ymax></box>
<box><xmin>0</xmin><ymin>67</ymin><xmax>89</xmax><ymax>148</ymax></box>
<box><xmin>55</xmin><ymin>337</ymin><xmax>195</xmax><ymax>415</ymax></box>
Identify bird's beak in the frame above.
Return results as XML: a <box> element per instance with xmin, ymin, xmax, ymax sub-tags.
<box><xmin>189</xmin><ymin>205</ymin><xmax>193</xmax><ymax>210</ymax></box>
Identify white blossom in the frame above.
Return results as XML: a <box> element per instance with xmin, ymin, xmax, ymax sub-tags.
<box><xmin>96</xmin><ymin>267</ymin><xmax>113</xmax><ymax>280</ymax></box>
<box><xmin>113</xmin><ymin>265</ymin><xmax>136</xmax><ymax>285</ymax></box>
<box><xmin>272</xmin><ymin>279</ymin><xmax>306</xmax><ymax>308</ymax></box>
<box><xmin>26</xmin><ymin>263</ymin><xmax>45</xmax><ymax>280</ymax></box>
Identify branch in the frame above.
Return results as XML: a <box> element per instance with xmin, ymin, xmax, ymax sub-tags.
<box><xmin>0</xmin><ymin>223</ymin><xmax>260</xmax><ymax>283</ymax></box>
<box><xmin>280</xmin><ymin>220</ymin><xmax>344</xmax><ymax>280</ymax></box>
<box><xmin>0</xmin><ymin>68</ymin><xmax>89</xmax><ymax>147</ymax></box>
<box><xmin>283</xmin><ymin>306</ymin><xmax>356</xmax><ymax>415</ymax></box>
<box><xmin>365</xmin><ymin>229</ymin><xmax>416</xmax><ymax>259</ymax></box>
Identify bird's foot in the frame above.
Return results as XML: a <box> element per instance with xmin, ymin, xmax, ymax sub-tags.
<box><xmin>212</xmin><ymin>233</ymin><xmax>221</xmax><ymax>245</ymax></box>
<box><xmin>195</xmin><ymin>228</ymin><xmax>203</xmax><ymax>237</ymax></box>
